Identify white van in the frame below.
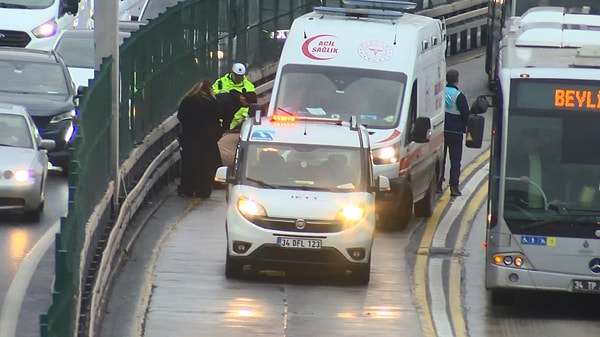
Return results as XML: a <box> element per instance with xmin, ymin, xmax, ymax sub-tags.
<box><xmin>215</xmin><ymin>113</ymin><xmax>390</xmax><ymax>284</ymax></box>
<box><xmin>267</xmin><ymin>0</ymin><xmax>447</xmax><ymax>230</ymax></box>
<box><xmin>0</xmin><ymin>0</ymin><xmax>80</xmax><ymax>50</ymax></box>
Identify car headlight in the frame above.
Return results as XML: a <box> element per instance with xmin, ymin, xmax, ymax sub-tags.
<box><xmin>50</xmin><ymin>110</ymin><xmax>76</xmax><ymax>124</ymax></box>
<box><xmin>372</xmin><ymin>144</ymin><xmax>400</xmax><ymax>165</ymax></box>
<box><xmin>13</xmin><ymin>169</ymin><xmax>33</xmax><ymax>182</ymax></box>
<box><xmin>236</xmin><ymin>197</ymin><xmax>267</xmax><ymax>218</ymax></box>
<box><xmin>337</xmin><ymin>203</ymin><xmax>366</xmax><ymax>228</ymax></box>
<box><xmin>32</xmin><ymin>19</ymin><xmax>57</xmax><ymax>38</ymax></box>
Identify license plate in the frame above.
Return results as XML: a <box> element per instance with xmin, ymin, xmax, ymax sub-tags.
<box><xmin>572</xmin><ymin>279</ymin><xmax>600</xmax><ymax>292</ymax></box>
<box><xmin>276</xmin><ymin>237</ymin><xmax>322</xmax><ymax>249</ymax></box>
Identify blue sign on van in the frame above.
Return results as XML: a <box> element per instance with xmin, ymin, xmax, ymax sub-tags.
<box><xmin>251</xmin><ymin>130</ymin><xmax>275</xmax><ymax>141</ymax></box>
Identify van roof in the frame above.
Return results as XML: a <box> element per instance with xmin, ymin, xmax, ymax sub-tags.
<box><xmin>241</xmin><ymin>116</ymin><xmax>369</xmax><ymax>148</ymax></box>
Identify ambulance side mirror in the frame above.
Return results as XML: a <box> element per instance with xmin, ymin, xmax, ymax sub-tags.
<box><xmin>412</xmin><ymin>117</ymin><xmax>431</xmax><ymax>143</ymax></box>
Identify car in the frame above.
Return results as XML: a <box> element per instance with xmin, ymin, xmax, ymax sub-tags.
<box><xmin>0</xmin><ymin>103</ymin><xmax>55</xmax><ymax>222</ymax></box>
<box><xmin>52</xmin><ymin>29</ymin><xmax>130</xmax><ymax>90</ymax></box>
<box><xmin>0</xmin><ymin>46</ymin><xmax>78</xmax><ymax>172</ymax></box>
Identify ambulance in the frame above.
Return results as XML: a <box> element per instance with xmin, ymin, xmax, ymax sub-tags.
<box><xmin>215</xmin><ymin>113</ymin><xmax>390</xmax><ymax>284</ymax></box>
<box><xmin>267</xmin><ymin>0</ymin><xmax>447</xmax><ymax>230</ymax></box>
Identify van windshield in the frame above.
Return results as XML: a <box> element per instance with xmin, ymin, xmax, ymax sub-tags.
<box><xmin>243</xmin><ymin>143</ymin><xmax>365</xmax><ymax>191</ymax></box>
<box><xmin>274</xmin><ymin>64</ymin><xmax>407</xmax><ymax>128</ymax></box>
<box><xmin>0</xmin><ymin>0</ymin><xmax>55</xmax><ymax>9</ymax></box>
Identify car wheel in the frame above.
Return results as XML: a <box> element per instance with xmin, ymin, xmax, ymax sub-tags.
<box><xmin>23</xmin><ymin>202</ymin><xmax>43</xmax><ymax>222</ymax></box>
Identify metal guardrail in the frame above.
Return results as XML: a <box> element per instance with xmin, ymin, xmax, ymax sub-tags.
<box><xmin>52</xmin><ymin>1</ymin><xmax>490</xmax><ymax>336</ymax></box>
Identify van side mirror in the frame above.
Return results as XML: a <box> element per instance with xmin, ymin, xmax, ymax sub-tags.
<box><xmin>412</xmin><ymin>117</ymin><xmax>431</xmax><ymax>143</ymax></box>
<box><xmin>376</xmin><ymin>175</ymin><xmax>390</xmax><ymax>192</ymax></box>
<box><xmin>215</xmin><ymin>166</ymin><xmax>229</xmax><ymax>183</ymax></box>
<box><xmin>470</xmin><ymin>95</ymin><xmax>492</xmax><ymax>114</ymax></box>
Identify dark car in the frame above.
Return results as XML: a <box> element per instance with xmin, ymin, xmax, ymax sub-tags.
<box><xmin>0</xmin><ymin>47</ymin><xmax>77</xmax><ymax>172</ymax></box>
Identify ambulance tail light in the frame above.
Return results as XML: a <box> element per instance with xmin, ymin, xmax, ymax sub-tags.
<box><xmin>371</xmin><ymin>144</ymin><xmax>400</xmax><ymax>165</ymax></box>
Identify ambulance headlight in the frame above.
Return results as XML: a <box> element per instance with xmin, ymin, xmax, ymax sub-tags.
<box><xmin>337</xmin><ymin>203</ymin><xmax>366</xmax><ymax>228</ymax></box>
<box><xmin>372</xmin><ymin>145</ymin><xmax>399</xmax><ymax>165</ymax></box>
<box><xmin>236</xmin><ymin>197</ymin><xmax>267</xmax><ymax>218</ymax></box>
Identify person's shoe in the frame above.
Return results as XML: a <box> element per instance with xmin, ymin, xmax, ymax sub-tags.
<box><xmin>436</xmin><ymin>182</ymin><xmax>443</xmax><ymax>194</ymax></box>
<box><xmin>450</xmin><ymin>186</ymin><xmax>462</xmax><ymax>197</ymax></box>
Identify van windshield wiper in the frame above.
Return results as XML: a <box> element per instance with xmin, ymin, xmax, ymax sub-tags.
<box><xmin>245</xmin><ymin>177</ymin><xmax>277</xmax><ymax>189</ymax></box>
<box><xmin>0</xmin><ymin>2</ymin><xmax>29</xmax><ymax>8</ymax></box>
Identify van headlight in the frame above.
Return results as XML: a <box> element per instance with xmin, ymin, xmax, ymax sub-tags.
<box><xmin>236</xmin><ymin>197</ymin><xmax>267</xmax><ymax>218</ymax></box>
<box><xmin>372</xmin><ymin>144</ymin><xmax>399</xmax><ymax>165</ymax></box>
<box><xmin>50</xmin><ymin>110</ymin><xmax>76</xmax><ymax>124</ymax></box>
<box><xmin>337</xmin><ymin>203</ymin><xmax>366</xmax><ymax>228</ymax></box>
<box><xmin>32</xmin><ymin>19</ymin><xmax>57</xmax><ymax>38</ymax></box>
<box><xmin>14</xmin><ymin>169</ymin><xmax>33</xmax><ymax>182</ymax></box>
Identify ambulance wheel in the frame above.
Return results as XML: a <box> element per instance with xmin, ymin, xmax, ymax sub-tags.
<box><xmin>414</xmin><ymin>174</ymin><xmax>435</xmax><ymax>218</ymax></box>
<box><xmin>225</xmin><ymin>251</ymin><xmax>243</xmax><ymax>279</ymax></box>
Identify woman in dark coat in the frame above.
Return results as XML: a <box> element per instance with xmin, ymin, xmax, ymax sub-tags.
<box><xmin>176</xmin><ymin>78</ymin><xmax>222</xmax><ymax>198</ymax></box>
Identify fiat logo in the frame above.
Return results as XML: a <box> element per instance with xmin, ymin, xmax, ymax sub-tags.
<box><xmin>295</xmin><ymin>219</ymin><xmax>306</xmax><ymax>230</ymax></box>
<box><xmin>589</xmin><ymin>258</ymin><xmax>600</xmax><ymax>274</ymax></box>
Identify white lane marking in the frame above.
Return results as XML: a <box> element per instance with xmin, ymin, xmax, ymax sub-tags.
<box><xmin>0</xmin><ymin>221</ymin><xmax>59</xmax><ymax>337</ymax></box>
<box><xmin>428</xmin><ymin>164</ymin><xmax>488</xmax><ymax>337</ymax></box>
<box><xmin>429</xmin><ymin>258</ymin><xmax>453</xmax><ymax>337</ymax></box>
<box><xmin>432</xmin><ymin>165</ymin><xmax>488</xmax><ymax>248</ymax></box>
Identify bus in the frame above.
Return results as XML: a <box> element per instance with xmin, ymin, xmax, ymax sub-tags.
<box><xmin>485</xmin><ymin>0</ymin><xmax>599</xmax><ymax>89</ymax></box>
<box><xmin>485</xmin><ymin>6</ymin><xmax>600</xmax><ymax>305</ymax></box>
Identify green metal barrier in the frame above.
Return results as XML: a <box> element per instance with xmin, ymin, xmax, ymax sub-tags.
<box><xmin>41</xmin><ymin>1</ymin><xmax>325</xmax><ymax>336</ymax></box>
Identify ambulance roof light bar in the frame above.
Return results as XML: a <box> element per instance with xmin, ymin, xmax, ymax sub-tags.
<box><xmin>270</xmin><ymin>114</ymin><xmax>343</xmax><ymax>125</ymax></box>
<box><xmin>342</xmin><ymin>0</ymin><xmax>417</xmax><ymax>10</ymax></box>
<box><xmin>313</xmin><ymin>6</ymin><xmax>405</xmax><ymax>20</ymax></box>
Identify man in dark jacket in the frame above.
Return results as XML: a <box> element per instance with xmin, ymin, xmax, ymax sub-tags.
<box><xmin>216</xmin><ymin>89</ymin><xmax>248</xmax><ymax>135</ymax></box>
<box><xmin>438</xmin><ymin>69</ymin><xmax>471</xmax><ymax>197</ymax></box>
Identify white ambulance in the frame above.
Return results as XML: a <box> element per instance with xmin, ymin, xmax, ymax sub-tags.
<box><xmin>267</xmin><ymin>0</ymin><xmax>447</xmax><ymax>230</ymax></box>
<box><xmin>215</xmin><ymin>113</ymin><xmax>390</xmax><ymax>284</ymax></box>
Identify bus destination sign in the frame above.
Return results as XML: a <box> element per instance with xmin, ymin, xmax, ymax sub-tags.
<box><xmin>512</xmin><ymin>80</ymin><xmax>600</xmax><ymax>111</ymax></box>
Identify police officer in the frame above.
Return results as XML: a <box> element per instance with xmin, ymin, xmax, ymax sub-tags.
<box><xmin>438</xmin><ymin>69</ymin><xmax>471</xmax><ymax>197</ymax></box>
<box><xmin>212</xmin><ymin>62</ymin><xmax>257</xmax><ymax>130</ymax></box>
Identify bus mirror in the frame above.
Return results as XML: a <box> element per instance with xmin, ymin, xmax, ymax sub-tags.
<box><xmin>471</xmin><ymin>95</ymin><xmax>491</xmax><ymax>114</ymax></box>
<box><xmin>412</xmin><ymin>117</ymin><xmax>431</xmax><ymax>143</ymax></box>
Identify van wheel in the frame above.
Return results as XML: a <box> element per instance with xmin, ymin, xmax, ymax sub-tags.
<box><xmin>350</xmin><ymin>257</ymin><xmax>371</xmax><ymax>285</ymax></box>
<box><xmin>414</xmin><ymin>174</ymin><xmax>435</xmax><ymax>218</ymax></box>
<box><xmin>23</xmin><ymin>202</ymin><xmax>43</xmax><ymax>222</ymax></box>
<box><xmin>225</xmin><ymin>251</ymin><xmax>243</xmax><ymax>279</ymax></box>
<box><xmin>379</xmin><ymin>186</ymin><xmax>413</xmax><ymax>231</ymax></box>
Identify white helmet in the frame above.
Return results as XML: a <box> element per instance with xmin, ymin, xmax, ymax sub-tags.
<box><xmin>232</xmin><ymin>63</ymin><xmax>246</xmax><ymax>75</ymax></box>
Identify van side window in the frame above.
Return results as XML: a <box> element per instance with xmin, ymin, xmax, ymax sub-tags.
<box><xmin>407</xmin><ymin>81</ymin><xmax>418</xmax><ymax>142</ymax></box>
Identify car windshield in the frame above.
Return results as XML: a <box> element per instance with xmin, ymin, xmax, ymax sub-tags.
<box><xmin>55</xmin><ymin>35</ymin><xmax>95</xmax><ymax>68</ymax></box>
<box><xmin>0</xmin><ymin>60</ymin><xmax>69</xmax><ymax>95</ymax></box>
<box><xmin>273</xmin><ymin>64</ymin><xmax>407</xmax><ymax>128</ymax></box>
<box><xmin>243</xmin><ymin>143</ymin><xmax>365</xmax><ymax>191</ymax></box>
<box><xmin>0</xmin><ymin>113</ymin><xmax>33</xmax><ymax>149</ymax></box>
<box><xmin>0</xmin><ymin>0</ymin><xmax>54</xmax><ymax>9</ymax></box>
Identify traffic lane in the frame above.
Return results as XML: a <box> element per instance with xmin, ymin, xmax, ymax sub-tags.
<box><xmin>465</xmin><ymin>203</ymin><xmax>600</xmax><ymax>337</ymax></box>
<box><xmin>137</xmin><ymin>191</ymin><xmax>424</xmax><ymax>337</ymax></box>
<box><xmin>0</xmin><ymin>169</ymin><xmax>67</xmax><ymax>337</ymax></box>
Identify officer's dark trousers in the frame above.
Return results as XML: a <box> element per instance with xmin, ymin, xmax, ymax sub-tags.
<box><xmin>440</xmin><ymin>132</ymin><xmax>464</xmax><ymax>188</ymax></box>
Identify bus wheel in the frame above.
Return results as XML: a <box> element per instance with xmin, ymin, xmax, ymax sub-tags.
<box><xmin>490</xmin><ymin>290</ymin><xmax>514</xmax><ymax>306</ymax></box>
<box><xmin>414</xmin><ymin>174</ymin><xmax>435</xmax><ymax>218</ymax></box>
